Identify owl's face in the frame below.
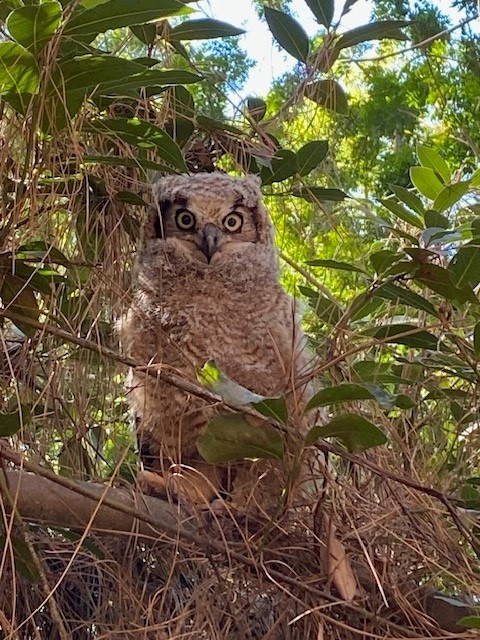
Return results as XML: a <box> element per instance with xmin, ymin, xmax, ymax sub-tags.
<box><xmin>157</xmin><ymin>193</ymin><xmax>258</xmax><ymax>265</ymax></box>
<box><xmin>145</xmin><ymin>173</ymin><xmax>276</xmax><ymax>272</ymax></box>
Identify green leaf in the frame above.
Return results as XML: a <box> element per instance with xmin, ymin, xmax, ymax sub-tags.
<box><xmin>0</xmin><ymin>41</ymin><xmax>39</xmax><ymax>96</ymax></box>
<box><xmin>116</xmin><ymin>190</ymin><xmax>149</xmax><ymax>206</ymax></box>
<box><xmin>300</xmin><ymin>287</ymin><xmax>343</xmax><ymax>325</ymax></box>
<box><xmin>362</xmin><ymin>324</ymin><xmax>440</xmax><ymax>349</ymax></box>
<box><xmin>7</xmin><ymin>2</ymin><xmax>62</xmax><ymax>52</ymax></box>
<box><xmin>197</xmin><ymin>413</ymin><xmax>284</xmax><ymax>463</ymax></box>
<box><xmin>89</xmin><ymin>117</ymin><xmax>187</xmax><ymax>171</ymax></box>
<box><xmin>81</xmin><ymin>154</ymin><xmax>174</xmax><ymax>173</ymax></box>
<box><xmin>165</xmin><ymin>116</ymin><xmax>194</xmax><ymax>147</ymax></box>
<box><xmin>264</xmin><ymin>7</ymin><xmax>310</xmax><ymax>62</ymax></box>
<box><xmin>95</xmin><ymin>69</ymin><xmax>203</xmax><ymax>97</ymax></box>
<box><xmin>305</xmin><ymin>384</ymin><xmax>376</xmax><ymax>411</ymax></box>
<box><xmin>404</xmin><ymin>247</ymin><xmax>437</xmax><ymax>262</ymax></box>
<box><xmin>394</xmin><ymin>394</ymin><xmax>416</xmax><ymax>409</ymax></box>
<box><xmin>350</xmin><ymin>294</ymin><xmax>383</xmax><ymax>322</ymax></box>
<box><xmin>374</xmin><ymin>282</ymin><xmax>438</xmax><ymax>317</ymax></box>
<box><xmin>415</xmin><ymin>263</ymin><xmax>478</xmax><ymax>304</ymax></box>
<box><xmin>417</xmin><ymin>145</ymin><xmax>451</xmax><ymax>183</ymax></box>
<box><xmin>0</xmin><ymin>405</ymin><xmax>31</xmax><ymax>437</ymax></box>
<box><xmin>304</xmin><ymin>79</ymin><xmax>348</xmax><ymax>114</ymax></box>
<box><xmin>12</xmin><ymin>261</ymin><xmax>57</xmax><ymax>294</ymax></box>
<box><xmin>381</xmin><ymin>260</ymin><xmax>418</xmax><ymax>279</ymax></box>
<box><xmin>130</xmin><ymin>23</ymin><xmax>157</xmax><ymax>46</ymax></box>
<box><xmin>471</xmin><ymin>168</ymin><xmax>480</xmax><ymax>187</ymax></box>
<box><xmin>457</xmin><ymin>616</ymin><xmax>480</xmax><ymax>630</ymax></box>
<box><xmin>2</xmin><ymin>535</ymin><xmax>40</xmax><ymax>583</ymax></box>
<box><xmin>369</xmin><ymin>249</ymin><xmax>402</xmax><ymax>274</ymax></box>
<box><xmin>340</xmin><ymin>0</ymin><xmax>360</xmax><ymax>16</ymax></box>
<box><xmin>1</xmin><ymin>275</ymin><xmax>40</xmax><ymax>336</ymax></box>
<box><xmin>305</xmin><ymin>414</ymin><xmax>387</xmax><ymax>453</ymax></box>
<box><xmin>246</xmin><ymin>96</ymin><xmax>267</xmax><ymax>122</ymax></box>
<box><xmin>306</xmin><ymin>258</ymin><xmax>365</xmax><ymax>273</ymax></box>
<box><xmin>410</xmin><ymin>166</ymin><xmax>444</xmax><ymax>200</ymax></box>
<box><xmin>334</xmin><ymin>20</ymin><xmax>410</xmax><ymax>50</ymax></box>
<box><xmin>64</xmin><ymin>0</ymin><xmax>191</xmax><ymax>38</ymax></box>
<box><xmin>353</xmin><ymin>360</ymin><xmax>406</xmax><ymax>384</ymax></box>
<box><xmin>168</xmin><ymin>84</ymin><xmax>195</xmax><ymax>117</ymax></box>
<box><xmin>291</xmin><ymin>186</ymin><xmax>347</xmax><ymax>202</ymax></box>
<box><xmin>419</xmin><ymin>352</ymin><xmax>475</xmax><ymax>379</ymax></box>
<box><xmin>196</xmin><ymin>115</ymin><xmax>244</xmax><ymax>135</ymax></box>
<box><xmin>15</xmin><ymin>241</ymin><xmax>68</xmax><ymax>264</ymax></box>
<box><xmin>196</xmin><ymin>359</ymin><xmax>264</xmax><ymax>405</ymax></box>
<box><xmin>169</xmin><ymin>18</ymin><xmax>244</xmax><ymax>40</ymax></box>
<box><xmin>304</xmin><ymin>0</ymin><xmax>334</xmax><ymax>28</ymax></box>
<box><xmin>52</xmin><ymin>55</ymin><xmax>146</xmax><ymax>92</ymax></box>
<box><xmin>297</xmin><ymin>140</ymin><xmax>328</xmax><ymax>176</ymax></box>
<box><xmin>390</xmin><ymin>184</ymin><xmax>425</xmax><ymax>215</ymax></box>
<box><xmin>54</xmin><ymin>56</ymin><xmax>202</xmax><ymax>100</ymax></box>
<box><xmin>261</xmin><ymin>149</ymin><xmax>298</xmax><ymax>185</ymax></box>
<box><xmin>433</xmin><ymin>182</ymin><xmax>470</xmax><ymax>213</ymax></box>
<box><xmin>474</xmin><ymin>321</ymin><xmax>480</xmax><ymax>357</ymax></box>
<box><xmin>448</xmin><ymin>243</ymin><xmax>480</xmax><ymax>290</ymax></box>
<box><xmin>379</xmin><ymin>197</ymin><xmax>424</xmax><ymax>229</ymax></box>
<box><xmin>253</xmin><ymin>396</ymin><xmax>288</xmax><ymax>424</ymax></box>
<box><xmin>424</xmin><ymin>209</ymin><xmax>449</xmax><ymax>229</ymax></box>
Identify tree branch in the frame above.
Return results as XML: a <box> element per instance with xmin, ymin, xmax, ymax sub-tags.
<box><xmin>2</xmin><ymin>468</ymin><xmax>180</xmax><ymax>541</ymax></box>
<box><xmin>0</xmin><ymin>308</ymin><xmax>223</xmax><ymax>406</ymax></box>
<box><xmin>0</xmin><ymin>309</ymin><xmax>282</xmax><ymax>429</ymax></box>
<box><xmin>1</xmin><ymin>446</ymin><xmax>470</xmax><ymax>636</ymax></box>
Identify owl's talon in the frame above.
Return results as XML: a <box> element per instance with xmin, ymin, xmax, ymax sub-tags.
<box><xmin>208</xmin><ymin>497</ymin><xmax>238</xmax><ymax>515</ymax></box>
<box><xmin>169</xmin><ymin>468</ymin><xmax>217</xmax><ymax>506</ymax></box>
<box><xmin>137</xmin><ymin>470</ymin><xmax>168</xmax><ymax>496</ymax></box>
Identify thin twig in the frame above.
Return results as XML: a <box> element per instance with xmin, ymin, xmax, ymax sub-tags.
<box><xmin>280</xmin><ymin>251</ymin><xmax>338</xmax><ymax>302</ymax></box>
<box><xmin>351</xmin><ymin>16</ymin><xmax>476</xmax><ymax>64</ymax></box>
<box><xmin>316</xmin><ymin>440</ymin><xmax>479</xmax><ymax>552</ymax></box>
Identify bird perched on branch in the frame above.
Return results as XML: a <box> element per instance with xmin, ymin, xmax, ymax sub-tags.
<box><xmin>119</xmin><ymin>172</ymin><xmax>314</xmax><ymax>514</ymax></box>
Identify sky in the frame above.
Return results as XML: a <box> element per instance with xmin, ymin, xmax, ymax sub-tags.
<box><xmin>192</xmin><ymin>1</ymin><xmax>469</xmax><ymax>101</ymax></box>
<box><xmin>195</xmin><ymin>0</ymin><xmax>373</xmax><ymax>98</ymax></box>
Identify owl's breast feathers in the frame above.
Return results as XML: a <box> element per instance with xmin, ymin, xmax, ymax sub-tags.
<box><xmin>140</xmin><ymin>274</ymin><xmax>303</xmax><ymax>388</ymax></box>
<box><xmin>121</xmin><ymin>275</ymin><xmax>309</xmax><ymax>462</ymax></box>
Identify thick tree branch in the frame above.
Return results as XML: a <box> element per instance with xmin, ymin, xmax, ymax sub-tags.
<box><xmin>3</xmin><ymin>469</ymin><xmax>179</xmax><ymax>540</ymax></box>
<box><xmin>0</xmin><ymin>443</ymin><xmax>422</xmax><ymax>637</ymax></box>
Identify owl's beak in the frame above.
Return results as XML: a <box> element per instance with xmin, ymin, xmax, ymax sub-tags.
<box><xmin>199</xmin><ymin>223</ymin><xmax>221</xmax><ymax>262</ymax></box>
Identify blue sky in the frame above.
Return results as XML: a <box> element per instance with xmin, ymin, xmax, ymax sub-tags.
<box><xmin>196</xmin><ymin>0</ymin><xmax>372</xmax><ymax>98</ymax></box>
<box><xmin>193</xmin><ymin>1</ymin><xmax>469</xmax><ymax>101</ymax></box>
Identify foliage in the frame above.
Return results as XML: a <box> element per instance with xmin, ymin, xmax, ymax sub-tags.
<box><xmin>0</xmin><ymin>0</ymin><xmax>479</xmax><ymax>638</ymax></box>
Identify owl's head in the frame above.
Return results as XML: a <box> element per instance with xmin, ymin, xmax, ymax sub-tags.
<box><xmin>142</xmin><ymin>173</ymin><xmax>277</xmax><ymax>277</ymax></box>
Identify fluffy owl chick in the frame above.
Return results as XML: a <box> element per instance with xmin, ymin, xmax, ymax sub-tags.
<box><xmin>119</xmin><ymin>173</ymin><xmax>313</xmax><ymax>512</ymax></box>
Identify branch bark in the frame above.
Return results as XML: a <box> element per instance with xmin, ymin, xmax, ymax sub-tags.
<box><xmin>3</xmin><ymin>469</ymin><xmax>179</xmax><ymax>541</ymax></box>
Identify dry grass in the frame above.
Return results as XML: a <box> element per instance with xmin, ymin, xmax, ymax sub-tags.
<box><xmin>0</xmin><ymin>66</ymin><xmax>479</xmax><ymax>640</ymax></box>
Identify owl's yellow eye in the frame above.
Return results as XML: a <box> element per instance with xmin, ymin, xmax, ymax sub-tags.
<box><xmin>223</xmin><ymin>212</ymin><xmax>243</xmax><ymax>233</ymax></box>
<box><xmin>175</xmin><ymin>209</ymin><xmax>196</xmax><ymax>231</ymax></box>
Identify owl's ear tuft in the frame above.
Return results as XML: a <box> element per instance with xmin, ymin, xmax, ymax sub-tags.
<box><xmin>244</xmin><ymin>174</ymin><xmax>262</xmax><ymax>189</ymax></box>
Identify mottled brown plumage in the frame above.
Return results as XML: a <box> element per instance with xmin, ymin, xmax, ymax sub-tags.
<box><xmin>119</xmin><ymin>173</ymin><xmax>313</xmax><ymax>511</ymax></box>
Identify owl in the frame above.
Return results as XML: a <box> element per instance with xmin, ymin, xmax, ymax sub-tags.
<box><xmin>119</xmin><ymin>173</ymin><xmax>314</xmax><ymax>513</ymax></box>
